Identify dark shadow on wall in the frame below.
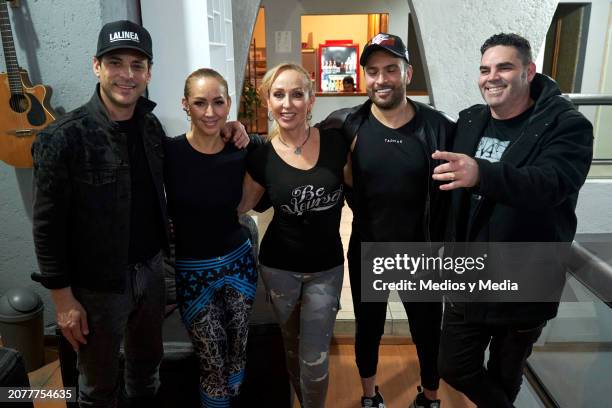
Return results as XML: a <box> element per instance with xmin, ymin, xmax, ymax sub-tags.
<box><xmin>100</xmin><ymin>0</ymin><xmax>140</xmax><ymax>24</ymax></box>
<box><xmin>15</xmin><ymin>168</ymin><xmax>33</xmax><ymax>221</ymax></box>
<box><xmin>8</xmin><ymin>0</ymin><xmax>65</xmax><ymax>116</ymax></box>
<box><xmin>407</xmin><ymin>12</ymin><xmax>427</xmax><ymax>95</ymax></box>
<box><xmin>9</xmin><ymin>1</ymin><xmax>42</xmax><ymax>88</ymax></box>
<box><xmin>232</xmin><ymin>0</ymin><xmax>262</xmax><ymax>102</ymax></box>
<box><xmin>406</xmin><ymin>0</ymin><xmax>434</xmax><ymax>105</ymax></box>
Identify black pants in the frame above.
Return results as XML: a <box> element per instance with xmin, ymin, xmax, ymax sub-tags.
<box><xmin>347</xmin><ymin>235</ymin><xmax>442</xmax><ymax>390</ymax></box>
<box><xmin>438</xmin><ymin>302</ymin><xmax>546</xmax><ymax>407</ymax></box>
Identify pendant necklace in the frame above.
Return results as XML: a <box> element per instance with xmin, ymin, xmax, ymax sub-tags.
<box><xmin>279</xmin><ymin>126</ymin><xmax>311</xmax><ymax>155</ymax></box>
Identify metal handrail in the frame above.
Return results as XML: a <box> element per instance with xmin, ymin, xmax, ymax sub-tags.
<box><xmin>567</xmin><ymin>240</ymin><xmax>612</xmax><ymax>308</ymax></box>
<box><xmin>523</xmin><ymin>241</ymin><xmax>612</xmax><ymax>408</ymax></box>
<box><xmin>524</xmin><ymin>240</ymin><xmax>612</xmax><ymax>407</ymax></box>
<box><xmin>563</xmin><ymin>94</ymin><xmax>612</xmax><ymax>105</ymax></box>
<box><xmin>561</xmin><ymin>94</ymin><xmax>612</xmax><ymax>163</ymax></box>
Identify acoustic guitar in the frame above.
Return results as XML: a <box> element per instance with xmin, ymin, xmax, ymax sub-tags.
<box><xmin>0</xmin><ymin>0</ymin><xmax>55</xmax><ymax>168</ymax></box>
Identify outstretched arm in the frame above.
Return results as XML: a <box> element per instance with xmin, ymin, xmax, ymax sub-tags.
<box><xmin>431</xmin><ymin>116</ymin><xmax>593</xmax><ymax>211</ymax></box>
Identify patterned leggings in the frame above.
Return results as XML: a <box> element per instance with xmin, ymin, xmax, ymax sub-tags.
<box><xmin>175</xmin><ymin>240</ymin><xmax>257</xmax><ymax>408</ymax></box>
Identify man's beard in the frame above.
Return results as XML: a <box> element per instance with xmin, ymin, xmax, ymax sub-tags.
<box><xmin>367</xmin><ymin>85</ymin><xmax>404</xmax><ymax>110</ymax></box>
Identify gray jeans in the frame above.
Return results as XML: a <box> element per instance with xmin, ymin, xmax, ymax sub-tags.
<box><xmin>260</xmin><ymin>264</ymin><xmax>343</xmax><ymax>408</ymax></box>
<box><xmin>72</xmin><ymin>252</ymin><xmax>166</xmax><ymax>408</ymax></box>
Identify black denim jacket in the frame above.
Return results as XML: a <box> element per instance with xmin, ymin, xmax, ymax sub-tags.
<box><xmin>31</xmin><ymin>85</ymin><xmax>169</xmax><ymax>292</ymax></box>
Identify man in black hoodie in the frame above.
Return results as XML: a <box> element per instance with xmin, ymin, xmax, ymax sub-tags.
<box><xmin>432</xmin><ymin>33</ymin><xmax>593</xmax><ymax>407</ymax></box>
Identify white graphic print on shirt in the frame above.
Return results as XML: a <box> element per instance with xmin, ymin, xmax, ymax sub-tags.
<box><xmin>475</xmin><ymin>136</ymin><xmax>510</xmax><ymax>163</ymax></box>
<box><xmin>281</xmin><ymin>184</ymin><xmax>343</xmax><ymax>216</ymax></box>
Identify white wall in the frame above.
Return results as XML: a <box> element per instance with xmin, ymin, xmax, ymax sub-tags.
<box><xmin>141</xmin><ymin>0</ymin><xmax>242</xmax><ymax>137</ymax></box>
<box><xmin>141</xmin><ymin>1</ymin><xmax>206</xmax><ymax>136</ymax></box>
<box><xmin>409</xmin><ymin>0</ymin><xmax>558</xmax><ymax>118</ymax></box>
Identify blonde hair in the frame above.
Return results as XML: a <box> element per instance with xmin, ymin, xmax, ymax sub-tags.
<box><xmin>259</xmin><ymin>63</ymin><xmax>314</xmax><ymax>139</ymax></box>
<box><xmin>184</xmin><ymin>67</ymin><xmax>229</xmax><ymax>100</ymax></box>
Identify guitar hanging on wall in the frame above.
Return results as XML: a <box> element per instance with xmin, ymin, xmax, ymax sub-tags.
<box><xmin>0</xmin><ymin>0</ymin><xmax>56</xmax><ymax>168</ymax></box>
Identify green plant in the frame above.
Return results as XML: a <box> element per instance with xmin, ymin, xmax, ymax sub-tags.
<box><xmin>239</xmin><ymin>80</ymin><xmax>261</xmax><ymax>128</ymax></box>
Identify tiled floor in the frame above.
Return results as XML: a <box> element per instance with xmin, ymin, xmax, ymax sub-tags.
<box><xmin>335</xmin><ymin>206</ymin><xmax>409</xmax><ymax>337</ymax></box>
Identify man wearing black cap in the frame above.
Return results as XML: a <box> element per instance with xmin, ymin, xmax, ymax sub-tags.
<box><xmin>319</xmin><ymin>33</ymin><xmax>454</xmax><ymax>408</ymax></box>
<box><xmin>32</xmin><ymin>20</ymin><xmax>168</xmax><ymax>407</ymax></box>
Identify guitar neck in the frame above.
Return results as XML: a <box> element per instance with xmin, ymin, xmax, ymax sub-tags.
<box><xmin>0</xmin><ymin>0</ymin><xmax>23</xmax><ymax>95</ymax></box>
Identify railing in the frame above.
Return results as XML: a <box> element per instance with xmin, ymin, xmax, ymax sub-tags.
<box><xmin>563</xmin><ymin>94</ymin><xmax>612</xmax><ymax>166</ymax></box>
<box><xmin>520</xmin><ymin>94</ymin><xmax>612</xmax><ymax>405</ymax></box>
<box><xmin>564</xmin><ymin>94</ymin><xmax>612</xmax><ymax>106</ymax></box>
<box><xmin>525</xmin><ymin>238</ymin><xmax>612</xmax><ymax>407</ymax></box>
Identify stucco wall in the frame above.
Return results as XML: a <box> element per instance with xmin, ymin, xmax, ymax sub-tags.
<box><xmin>0</xmin><ymin>0</ymin><xmax>137</xmax><ymax>326</ymax></box>
<box><xmin>409</xmin><ymin>0</ymin><xmax>558</xmax><ymax>118</ymax></box>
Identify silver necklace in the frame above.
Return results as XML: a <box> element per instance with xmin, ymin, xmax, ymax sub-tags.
<box><xmin>278</xmin><ymin>126</ymin><xmax>311</xmax><ymax>155</ymax></box>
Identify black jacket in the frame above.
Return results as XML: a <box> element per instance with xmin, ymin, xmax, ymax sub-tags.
<box><xmin>319</xmin><ymin>98</ymin><xmax>455</xmax><ymax>242</ymax></box>
<box><xmin>31</xmin><ymin>86</ymin><xmax>169</xmax><ymax>292</ymax></box>
<box><xmin>448</xmin><ymin>74</ymin><xmax>593</xmax><ymax>323</ymax></box>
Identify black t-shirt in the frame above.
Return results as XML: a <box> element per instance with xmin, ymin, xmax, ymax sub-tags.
<box><xmin>351</xmin><ymin>111</ymin><xmax>428</xmax><ymax>242</ymax></box>
<box><xmin>247</xmin><ymin>128</ymin><xmax>348</xmax><ymax>272</ymax></box>
<box><xmin>118</xmin><ymin>118</ymin><xmax>163</xmax><ymax>264</ymax></box>
<box><xmin>467</xmin><ymin>105</ymin><xmax>534</xmax><ymax>238</ymax></box>
<box><xmin>164</xmin><ymin>134</ymin><xmax>248</xmax><ymax>258</ymax></box>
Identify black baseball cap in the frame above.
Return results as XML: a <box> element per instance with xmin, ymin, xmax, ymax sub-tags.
<box><xmin>360</xmin><ymin>33</ymin><xmax>409</xmax><ymax>66</ymax></box>
<box><xmin>96</xmin><ymin>20</ymin><xmax>153</xmax><ymax>60</ymax></box>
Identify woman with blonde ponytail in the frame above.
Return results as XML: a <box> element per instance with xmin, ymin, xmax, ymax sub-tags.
<box><xmin>238</xmin><ymin>63</ymin><xmax>350</xmax><ymax>408</ymax></box>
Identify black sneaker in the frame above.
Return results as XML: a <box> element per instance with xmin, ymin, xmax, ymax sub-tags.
<box><xmin>409</xmin><ymin>386</ymin><xmax>440</xmax><ymax>408</ymax></box>
<box><xmin>361</xmin><ymin>385</ymin><xmax>385</xmax><ymax>408</ymax></box>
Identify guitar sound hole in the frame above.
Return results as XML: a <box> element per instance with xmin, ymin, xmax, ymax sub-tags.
<box><xmin>9</xmin><ymin>94</ymin><xmax>30</xmax><ymax>113</ymax></box>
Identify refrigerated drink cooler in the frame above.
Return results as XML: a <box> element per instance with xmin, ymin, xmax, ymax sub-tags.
<box><xmin>317</xmin><ymin>40</ymin><xmax>360</xmax><ymax>93</ymax></box>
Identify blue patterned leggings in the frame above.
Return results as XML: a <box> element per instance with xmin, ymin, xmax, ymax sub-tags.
<box><xmin>175</xmin><ymin>240</ymin><xmax>257</xmax><ymax>408</ymax></box>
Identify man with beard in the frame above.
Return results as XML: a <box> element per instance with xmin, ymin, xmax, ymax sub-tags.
<box><xmin>433</xmin><ymin>33</ymin><xmax>592</xmax><ymax>407</ymax></box>
<box><xmin>319</xmin><ymin>33</ymin><xmax>454</xmax><ymax>408</ymax></box>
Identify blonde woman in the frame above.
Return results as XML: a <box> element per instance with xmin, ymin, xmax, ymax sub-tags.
<box><xmin>239</xmin><ymin>63</ymin><xmax>349</xmax><ymax>408</ymax></box>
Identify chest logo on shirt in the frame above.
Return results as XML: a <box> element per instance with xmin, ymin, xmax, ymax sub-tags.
<box><xmin>281</xmin><ymin>184</ymin><xmax>343</xmax><ymax>216</ymax></box>
<box><xmin>475</xmin><ymin>136</ymin><xmax>510</xmax><ymax>163</ymax></box>
<box><xmin>385</xmin><ymin>138</ymin><xmax>403</xmax><ymax>144</ymax></box>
